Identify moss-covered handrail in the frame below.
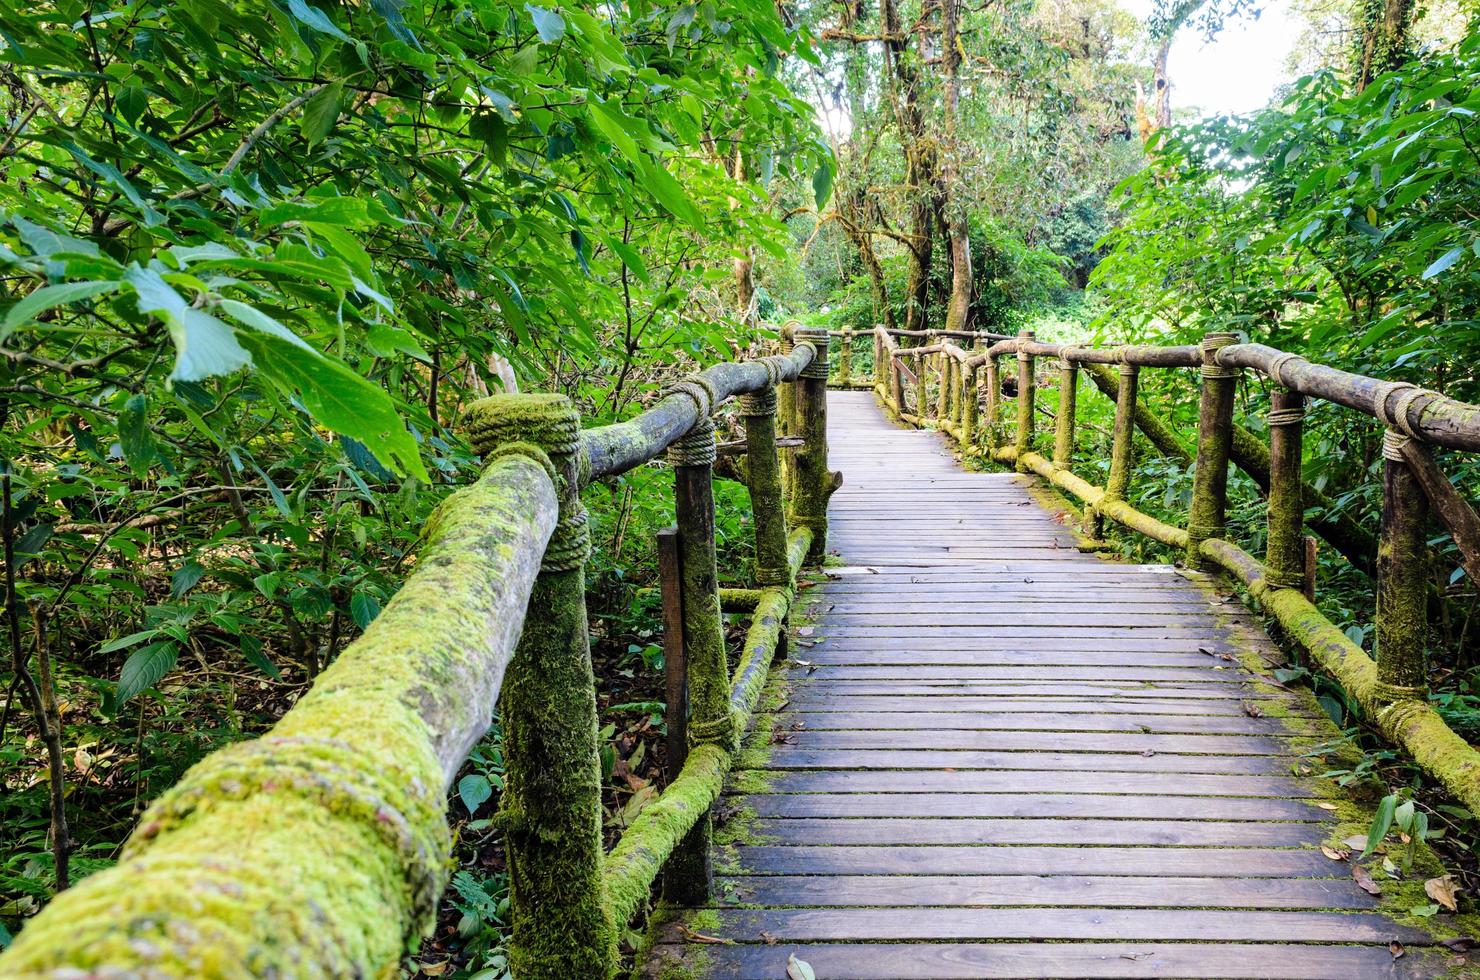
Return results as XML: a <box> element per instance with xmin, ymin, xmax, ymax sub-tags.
<box><xmin>0</xmin><ymin>325</ymin><xmax>837</xmax><ymax>979</ymax></box>
<box><xmin>870</xmin><ymin>326</ymin><xmax>1480</xmax><ymax>818</ymax></box>
<box><xmin>0</xmin><ymin>454</ymin><xmax>561</xmax><ymax>977</ymax></box>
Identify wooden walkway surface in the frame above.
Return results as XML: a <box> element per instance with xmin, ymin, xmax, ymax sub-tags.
<box><xmin>647</xmin><ymin>391</ymin><xmax>1449</xmax><ymax>979</ymax></box>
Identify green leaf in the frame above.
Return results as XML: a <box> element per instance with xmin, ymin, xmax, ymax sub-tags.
<box><xmin>1421</xmin><ymin>245</ymin><xmax>1464</xmax><ymax>279</ymax></box>
<box><xmin>1362</xmin><ymin>793</ymin><xmax>1398</xmax><ymax>857</ymax></box>
<box><xmin>301</xmin><ymin>81</ymin><xmax>345</xmax><ymax>147</ymax></box>
<box><xmin>98</xmin><ymin>628</ymin><xmax>163</xmax><ymax>655</ymax></box>
<box><xmin>787</xmin><ymin>953</ymin><xmax>816</xmax><ymax>980</ymax></box>
<box><xmin>117</xmin><ymin>640</ymin><xmax>180</xmax><ymax>705</ymax></box>
<box><xmin>240</xmin><ymin>636</ymin><xmax>282</xmax><ymax>680</ymax></box>
<box><xmin>350</xmin><ymin>592</ymin><xmax>381</xmax><ymax>629</ymax></box>
<box><xmin>288</xmin><ymin>0</ymin><xmax>352</xmax><ymax>42</ymax></box>
<box><xmin>526</xmin><ymin>4</ymin><xmax>565</xmax><ymax>42</ymax></box>
<box><xmin>1</xmin><ymin>281</ymin><xmax>121</xmax><ymax>339</ymax></box>
<box><xmin>241</xmin><ymin>332</ymin><xmax>426</xmax><ymax>481</ymax></box>
<box><xmin>812</xmin><ymin>159</ymin><xmax>834</xmax><ymax>209</ymax></box>
<box><xmin>458</xmin><ymin>773</ymin><xmax>493</xmax><ymax>814</ymax></box>
<box><xmin>118</xmin><ymin>393</ymin><xmax>155</xmax><ymax>475</ymax></box>
<box><xmin>171</xmin><ymin>561</ymin><xmax>207</xmax><ymax>598</ymax></box>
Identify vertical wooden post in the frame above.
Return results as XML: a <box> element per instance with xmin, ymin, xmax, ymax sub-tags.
<box><xmin>1265</xmin><ymin>390</ymin><xmax>1306</xmax><ymax>590</ymax></box>
<box><xmin>1376</xmin><ymin>429</ymin><xmax>1430</xmax><ymax>695</ymax></box>
<box><xmin>961</xmin><ymin>363</ymin><xmax>979</xmax><ymax>445</ymax></box>
<box><xmin>1186</xmin><ymin>332</ymin><xmax>1239</xmax><ymax>568</ymax></box>
<box><xmin>890</xmin><ymin>351</ymin><xmax>904</xmax><ymax>414</ymax></box>
<box><xmin>792</xmin><ymin>326</ymin><xmax>833</xmax><ymax>563</ymax></box>
<box><xmin>1053</xmin><ymin>357</ymin><xmax>1078</xmax><ymax>470</ymax></box>
<box><xmin>914</xmin><ymin>352</ymin><xmax>928</xmax><ymax>419</ymax></box>
<box><xmin>465</xmin><ymin>393</ymin><xmax>615</xmax><ymax>978</ymax></box>
<box><xmin>873</xmin><ymin>329</ymin><xmax>884</xmax><ymax>389</ymax></box>
<box><xmin>658</xmin><ymin>528</ymin><xmax>687</xmax><ymax>781</ymax></box>
<box><xmin>778</xmin><ymin>323</ymin><xmax>798</xmax><ymax>498</ymax></box>
<box><xmin>664</xmin><ymin>415</ymin><xmax>728</xmax><ymax>903</ymax></box>
<box><xmin>984</xmin><ymin>356</ymin><xmax>1000</xmax><ymax>450</ymax></box>
<box><xmin>935</xmin><ymin>351</ymin><xmax>950</xmax><ymax>422</ymax></box>
<box><xmin>1088</xmin><ymin>362</ymin><xmax>1140</xmax><ymax>539</ymax></box>
<box><xmin>1014</xmin><ymin>329</ymin><xmax>1035</xmax><ymax>460</ymax></box>
<box><xmin>837</xmin><ymin>329</ymin><xmax>853</xmax><ymax>385</ymax></box>
<box><xmin>741</xmin><ymin>384</ymin><xmax>790</xmax><ymax>587</ymax></box>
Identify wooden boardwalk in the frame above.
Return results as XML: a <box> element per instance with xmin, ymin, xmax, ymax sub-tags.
<box><xmin>648</xmin><ymin>391</ymin><xmax>1447</xmax><ymax>979</ymax></box>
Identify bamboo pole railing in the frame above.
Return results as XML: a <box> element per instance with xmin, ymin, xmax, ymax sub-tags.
<box><xmin>0</xmin><ymin>324</ymin><xmax>837</xmax><ymax>979</ymax></box>
<box><xmin>872</xmin><ymin>324</ymin><xmax>1480</xmax><ymax>818</ymax></box>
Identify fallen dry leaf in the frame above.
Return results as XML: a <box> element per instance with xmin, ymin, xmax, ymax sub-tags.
<box><xmin>787</xmin><ymin>953</ymin><xmax>816</xmax><ymax>980</ymax></box>
<box><xmin>1425</xmin><ymin>875</ymin><xmax>1461</xmax><ymax>912</ymax></box>
<box><xmin>1241</xmin><ymin>701</ymin><xmax>1265</xmax><ymax>718</ymax></box>
<box><xmin>1440</xmin><ymin>937</ymin><xmax>1478</xmax><ymax>952</ymax></box>
<box><xmin>1389</xmin><ymin>940</ymin><xmax>1406</xmax><ymax>960</ymax></box>
<box><xmin>760</xmin><ymin>931</ymin><xmax>778</xmax><ymax>945</ymax></box>
<box><xmin>1342</xmin><ymin>835</ymin><xmax>1368</xmax><ymax>851</ymax></box>
<box><xmin>1320</xmin><ymin>845</ymin><xmax>1351</xmax><ymax>862</ymax></box>
<box><xmin>1316</xmin><ymin>801</ymin><xmax>1340</xmax><ymax>811</ymax></box>
<box><xmin>1352</xmin><ymin>864</ymin><xmax>1383</xmax><ymax>896</ymax></box>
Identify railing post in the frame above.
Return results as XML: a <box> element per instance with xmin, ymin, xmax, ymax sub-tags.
<box><xmin>984</xmin><ymin>355</ymin><xmax>1000</xmax><ymax>450</ymax></box>
<box><xmin>1088</xmin><ymin>362</ymin><xmax>1139</xmax><ymax>539</ymax></box>
<box><xmin>914</xmin><ymin>351</ymin><xmax>928</xmax><ymax>419</ymax></box>
<box><xmin>664</xmin><ymin>410</ymin><xmax>729</xmax><ymax>903</ymax></box>
<box><xmin>1376</xmin><ymin>429</ymin><xmax>1430</xmax><ymax>695</ymax></box>
<box><xmin>1266</xmin><ymin>390</ymin><xmax>1306</xmax><ymax>590</ymax></box>
<box><xmin>778</xmin><ymin>323</ymin><xmax>799</xmax><ymax>497</ymax></box>
<box><xmin>837</xmin><ymin>329</ymin><xmax>853</xmax><ymax>385</ymax></box>
<box><xmin>1053</xmin><ymin>357</ymin><xmax>1078</xmax><ymax>469</ymax></box>
<box><xmin>741</xmin><ymin>383</ymin><xmax>790</xmax><ymax>587</ymax></box>
<box><xmin>1014</xmin><ymin>329</ymin><xmax>1035</xmax><ymax>460</ymax></box>
<box><xmin>792</xmin><ymin>326</ymin><xmax>833</xmax><ymax>563</ymax></box>
<box><xmin>873</xmin><ymin>329</ymin><xmax>884</xmax><ymax>389</ymax></box>
<box><xmin>890</xmin><ymin>351</ymin><xmax>904</xmax><ymax>415</ymax></box>
<box><xmin>962</xmin><ymin>363</ymin><xmax>979</xmax><ymax>446</ymax></box>
<box><xmin>936</xmin><ymin>353</ymin><xmax>952</xmax><ymax>424</ymax></box>
<box><xmin>1186</xmin><ymin>332</ymin><xmax>1239</xmax><ymax>568</ymax></box>
<box><xmin>465</xmin><ymin>393</ymin><xmax>615</xmax><ymax>978</ymax></box>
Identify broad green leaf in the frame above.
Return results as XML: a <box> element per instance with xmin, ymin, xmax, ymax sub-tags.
<box><xmin>350</xmin><ymin>592</ymin><xmax>381</xmax><ymax>629</ymax></box>
<box><xmin>118</xmin><ymin>393</ymin><xmax>155</xmax><ymax>475</ymax></box>
<box><xmin>458</xmin><ymin>773</ymin><xmax>493</xmax><ymax>814</ymax></box>
<box><xmin>1421</xmin><ymin>246</ymin><xmax>1464</xmax><ymax>279</ymax></box>
<box><xmin>287</xmin><ymin>0</ymin><xmax>351</xmax><ymax>41</ymax></box>
<box><xmin>301</xmin><ymin>81</ymin><xmax>345</xmax><ymax>147</ymax></box>
<box><xmin>240</xmin><ymin>636</ymin><xmax>282</xmax><ymax>680</ymax></box>
<box><xmin>1362</xmin><ymin>794</ymin><xmax>1398</xmax><ymax>857</ymax></box>
<box><xmin>117</xmin><ymin>640</ymin><xmax>180</xmax><ymax>704</ymax></box>
<box><xmin>526</xmin><ymin>4</ymin><xmax>565</xmax><ymax>42</ymax></box>
<box><xmin>171</xmin><ymin>561</ymin><xmax>207</xmax><ymax>598</ymax></box>
<box><xmin>1</xmin><ymin>281</ymin><xmax>121</xmax><ymax>339</ymax></box>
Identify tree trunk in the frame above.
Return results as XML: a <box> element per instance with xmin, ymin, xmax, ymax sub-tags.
<box><xmin>941</xmin><ymin>0</ymin><xmax>971</xmax><ymax>333</ymax></box>
<box><xmin>1355</xmin><ymin>0</ymin><xmax>1414</xmax><ymax>91</ymax></box>
<box><xmin>881</xmin><ymin>0</ymin><xmax>935</xmax><ymax>335</ymax></box>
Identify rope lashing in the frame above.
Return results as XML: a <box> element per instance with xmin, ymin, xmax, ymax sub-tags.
<box><xmin>1200</xmin><ymin>333</ymin><xmax>1238</xmax><ymax>379</ymax></box>
<box><xmin>1263</xmin><ymin>351</ymin><xmax>1307</xmax><ymax>388</ymax></box>
<box><xmin>664</xmin><ymin>374</ymin><xmax>719</xmax><ymax>421</ymax></box>
<box><xmin>1372</xmin><ymin>381</ymin><xmax>1438</xmax><ymax>440</ymax></box>
<box><xmin>1267</xmin><ymin>404</ymin><xmax>1305</xmax><ymax>428</ymax></box>
<box><xmin>1382</xmin><ymin>427</ymin><xmax>1412</xmax><ymax>462</ymax></box>
<box><xmin>739</xmin><ymin>386</ymin><xmax>778</xmax><ymax>417</ymax></box>
<box><xmin>668</xmin><ymin>415</ymin><xmax>717</xmax><ymax>468</ymax></box>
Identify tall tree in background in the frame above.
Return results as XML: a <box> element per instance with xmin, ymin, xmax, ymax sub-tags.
<box><xmin>942</xmin><ymin>0</ymin><xmax>973</xmax><ymax>332</ymax></box>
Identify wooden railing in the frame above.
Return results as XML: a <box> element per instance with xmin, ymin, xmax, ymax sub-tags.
<box><xmin>0</xmin><ymin>324</ymin><xmax>836</xmax><ymax>978</ymax></box>
<box><xmin>856</xmin><ymin>323</ymin><xmax>1480</xmax><ymax>819</ymax></box>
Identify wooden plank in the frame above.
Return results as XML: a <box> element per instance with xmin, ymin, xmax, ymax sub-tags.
<box><xmin>733</xmin><ymin>793</ymin><xmax>1335</xmax><ymax>821</ymax></box>
<box><xmin>773</xmin><ymin>729</ymin><xmax>1289</xmax><ymax>755</ymax></box>
<box><xmin>733</xmin><ymin>769</ymin><xmax>1318</xmax><ymax>798</ymax></box>
<box><xmin>790</xmin><ymin>665</ymin><xmax>1253</xmax><ymax>682</ymax></box>
<box><xmin>663</xmin><ymin>908</ymin><xmax>1429</xmax><ymax>943</ymax></box>
<box><xmin>733</xmin><ymin>817</ymin><xmax>1323</xmax><ymax>847</ymax></box>
<box><xmin>715</xmin><ymin>874</ymin><xmax>1375</xmax><ymax>910</ymax></box>
<box><xmin>779</xmin><ymin>697</ymin><xmax>1276</xmax><ymax>717</ymax></box>
<box><xmin>785</xmin><ymin>681</ymin><xmax>1269</xmax><ymax>697</ymax></box>
<box><xmin>766</xmin><ymin>711</ymin><xmax>1292</xmax><ymax>735</ymax></box>
<box><xmin>757</xmin><ymin>749</ymin><xmax>1292</xmax><ymax>775</ymax></box>
<box><xmin>645</xmin><ymin>942</ymin><xmax>1451</xmax><ymax>979</ymax></box>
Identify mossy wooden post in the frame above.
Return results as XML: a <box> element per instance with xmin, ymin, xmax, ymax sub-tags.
<box><xmin>1088</xmin><ymin>362</ymin><xmax>1139</xmax><ymax>539</ymax></box>
<box><xmin>962</xmin><ymin>363</ymin><xmax>979</xmax><ymax>446</ymax></box>
<box><xmin>984</xmin><ymin>355</ymin><xmax>1001</xmax><ymax>450</ymax></box>
<box><xmin>1375</xmin><ymin>429</ymin><xmax>1430</xmax><ymax>695</ymax></box>
<box><xmin>1186</xmin><ymin>332</ymin><xmax>1239</xmax><ymax>568</ymax></box>
<box><xmin>466</xmin><ymin>393</ymin><xmax>615</xmax><ymax>979</ymax></box>
<box><xmin>657</xmin><ymin>528</ymin><xmax>686</xmax><ymax>782</ymax></box>
<box><xmin>873</xmin><ymin>329</ymin><xmax>885</xmax><ymax>389</ymax></box>
<box><xmin>935</xmin><ymin>352</ymin><xmax>948</xmax><ymax>423</ymax></box>
<box><xmin>890</xmin><ymin>351</ymin><xmax>905</xmax><ymax>414</ymax></box>
<box><xmin>793</xmin><ymin>326</ymin><xmax>832</xmax><ymax>563</ymax></box>
<box><xmin>1266</xmin><ymin>390</ymin><xmax>1306</xmax><ymax>590</ymax></box>
<box><xmin>1014</xmin><ymin>329</ymin><xmax>1036</xmax><ymax>462</ymax></box>
<box><xmin>664</xmin><ymin>408</ymin><xmax>728</xmax><ymax>903</ymax></box>
<box><xmin>1053</xmin><ymin>357</ymin><xmax>1078</xmax><ymax>469</ymax></box>
<box><xmin>837</xmin><ymin>329</ymin><xmax>853</xmax><ymax>385</ymax></box>
<box><xmin>778</xmin><ymin>323</ymin><xmax>799</xmax><ymax>500</ymax></box>
<box><xmin>914</xmin><ymin>351</ymin><xmax>928</xmax><ymax>418</ymax></box>
<box><xmin>741</xmin><ymin>383</ymin><xmax>790</xmax><ymax>588</ymax></box>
